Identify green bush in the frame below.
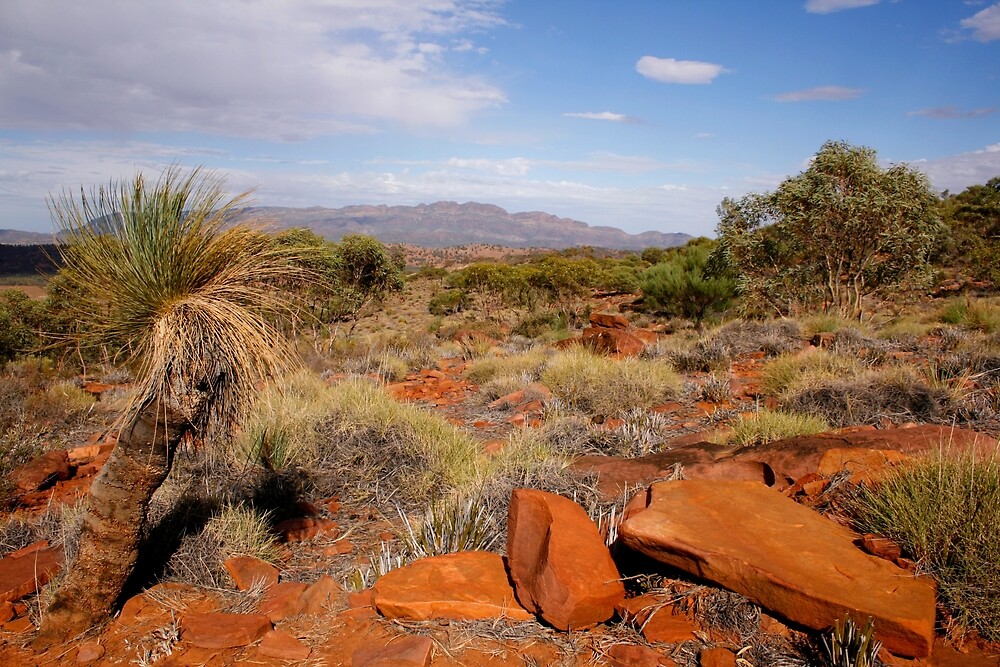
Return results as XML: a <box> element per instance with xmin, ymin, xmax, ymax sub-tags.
<box><xmin>428</xmin><ymin>289</ymin><xmax>468</xmax><ymax>316</ymax></box>
<box><xmin>640</xmin><ymin>245</ymin><xmax>736</xmax><ymax>322</ymax></box>
<box><xmin>849</xmin><ymin>449</ymin><xmax>1000</xmax><ymax>640</ymax></box>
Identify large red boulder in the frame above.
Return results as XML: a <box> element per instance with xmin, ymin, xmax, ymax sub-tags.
<box><xmin>618</xmin><ymin>480</ymin><xmax>936</xmax><ymax>658</ymax></box>
<box><xmin>581</xmin><ymin>327</ymin><xmax>646</xmax><ymax>357</ymax></box>
<box><xmin>589</xmin><ymin>312</ymin><xmax>630</xmax><ymax>329</ymax></box>
<box><xmin>507</xmin><ymin>488</ymin><xmax>625</xmax><ymax>630</ymax></box>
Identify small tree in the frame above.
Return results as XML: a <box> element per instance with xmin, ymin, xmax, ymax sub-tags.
<box><xmin>715</xmin><ymin>141</ymin><xmax>942</xmax><ymax>319</ymax></box>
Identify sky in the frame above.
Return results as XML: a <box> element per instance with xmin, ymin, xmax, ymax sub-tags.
<box><xmin>1</xmin><ymin>0</ymin><xmax>999</xmax><ymax>239</ymax></box>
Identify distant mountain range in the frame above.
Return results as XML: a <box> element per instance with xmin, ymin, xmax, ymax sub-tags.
<box><xmin>1</xmin><ymin>201</ymin><xmax>691</xmax><ymax>250</ymax></box>
<box><xmin>234</xmin><ymin>202</ymin><xmax>691</xmax><ymax>250</ymax></box>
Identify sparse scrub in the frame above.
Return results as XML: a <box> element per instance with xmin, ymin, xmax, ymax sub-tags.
<box><xmin>667</xmin><ymin>319</ymin><xmax>802</xmax><ymax>372</ymax></box>
<box><xmin>939</xmin><ymin>297</ymin><xmax>1000</xmax><ymax>334</ymax></box>
<box><xmin>541</xmin><ymin>347</ymin><xmax>681</xmax><ymax>417</ymax></box>
<box><xmin>700</xmin><ymin>373</ymin><xmax>733</xmax><ymax>403</ymax></box>
<box><xmin>782</xmin><ymin>366</ymin><xmax>954</xmax><ymax>427</ymax></box>
<box><xmin>721</xmin><ymin>409</ymin><xmax>830</xmax><ymax>448</ymax></box>
<box><xmin>762</xmin><ymin>349</ymin><xmax>868</xmax><ymax>398</ymax></box>
<box><xmin>463</xmin><ymin>347</ymin><xmax>551</xmax><ymax>384</ymax></box>
<box><xmin>849</xmin><ymin>449</ymin><xmax>1000</xmax><ymax>640</ymax></box>
<box><xmin>204</xmin><ymin>503</ymin><xmax>281</xmax><ymax>564</ymax></box>
<box><xmin>313</xmin><ymin>378</ymin><xmax>485</xmax><ymax>508</ymax></box>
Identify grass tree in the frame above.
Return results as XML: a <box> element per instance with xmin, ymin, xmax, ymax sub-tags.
<box><xmin>36</xmin><ymin>168</ymin><xmax>311</xmax><ymax>643</ymax></box>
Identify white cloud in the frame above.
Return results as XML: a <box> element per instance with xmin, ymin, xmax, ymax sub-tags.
<box><xmin>635</xmin><ymin>56</ymin><xmax>727</xmax><ymax>85</ymax></box>
<box><xmin>907</xmin><ymin>106</ymin><xmax>996</xmax><ymax>119</ymax></box>
<box><xmin>907</xmin><ymin>142</ymin><xmax>1000</xmax><ymax>193</ymax></box>
<box><xmin>0</xmin><ymin>1</ymin><xmax>507</xmax><ymax>140</ymax></box>
<box><xmin>774</xmin><ymin>85</ymin><xmax>864</xmax><ymax>102</ymax></box>
<box><xmin>563</xmin><ymin>111</ymin><xmax>643</xmax><ymax>124</ymax></box>
<box><xmin>804</xmin><ymin>0</ymin><xmax>879</xmax><ymax>13</ymax></box>
<box><xmin>960</xmin><ymin>3</ymin><xmax>1000</xmax><ymax>41</ymax></box>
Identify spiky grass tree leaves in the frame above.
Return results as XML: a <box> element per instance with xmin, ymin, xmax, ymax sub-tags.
<box><xmin>36</xmin><ymin>167</ymin><xmax>312</xmax><ymax>643</ymax></box>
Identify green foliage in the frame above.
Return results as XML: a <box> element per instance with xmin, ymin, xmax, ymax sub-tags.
<box><xmin>823</xmin><ymin>616</ymin><xmax>883</xmax><ymax>667</ymax></box>
<box><xmin>0</xmin><ymin>290</ymin><xmax>45</xmax><ymax>362</ymax></box>
<box><xmin>639</xmin><ymin>243</ymin><xmax>736</xmax><ymax>322</ymax></box>
<box><xmin>937</xmin><ymin>177</ymin><xmax>1000</xmax><ymax>282</ymax></box>
<box><xmin>715</xmin><ymin>141</ymin><xmax>942</xmax><ymax>319</ymax></box>
<box><xmin>938</xmin><ymin>297</ymin><xmax>1000</xmax><ymax>333</ymax></box>
<box><xmin>849</xmin><ymin>449</ymin><xmax>1000</xmax><ymax>640</ymax></box>
<box><xmin>721</xmin><ymin>409</ymin><xmax>830</xmax><ymax>447</ymax></box>
<box><xmin>427</xmin><ymin>288</ymin><xmax>468</xmax><ymax>316</ymax></box>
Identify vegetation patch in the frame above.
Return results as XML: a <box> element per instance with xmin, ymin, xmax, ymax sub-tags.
<box><xmin>720</xmin><ymin>409</ymin><xmax>830</xmax><ymax>448</ymax></box>
<box><xmin>541</xmin><ymin>347</ymin><xmax>681</xmax><ymax>417</ymax></box>
<box><xmin>849</xmin><ymin>449</ymin><xmax>1000</xmax><ymax>640</ymax></box>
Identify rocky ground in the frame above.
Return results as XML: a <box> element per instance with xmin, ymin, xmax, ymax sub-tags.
<box><xmin>2</xmin><ymin>312</ymin><xmax>1000</xmax><ymax>666</ymax></box>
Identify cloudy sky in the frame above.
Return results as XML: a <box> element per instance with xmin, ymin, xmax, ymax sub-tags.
<box><xmin>1</xmin><ymin>0</ymin><xmax>998</xmax><ymax>238</ymax></box>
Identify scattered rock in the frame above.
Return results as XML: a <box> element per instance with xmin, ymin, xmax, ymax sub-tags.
<box><xmin>257</xmin><ymin>629</ymin><xmax>311</xmax><ymax>661</ymax></box>
<box><xmin>181</xmin><ymin>612</ymin><xmax>271</xmax><ymax>649</ymax></box>
<box><xmin>589</xmin><ymin>312</ymin><xmax>630</xmax><ymax>329</ymax></box>
<box><xmin>11</xmin><ymin>450</ymin><xmax>70</xmax><ymax>493</ymax></box>
<box><xmin>300</xmin><ymin>575</ymin><xmax>341</xmax><ymax>615</ymax></box>
<box><xmin>699</xmin><ymin>647</ymin><xmax>737</xmax><ymax>667</ymax></box>
<box><xmin>619</xmin><ymin>481</ymin><xmax>936</xmax><ymax>658</ymax></box>
<box><xmin>75</xmin><ymin>642</ymin><xmax>105</xmax><ymax>663</ymax></box>
<box><xmin>274</xmin><ymin>517</ymin><xmax>339</xmax><ymax>542</ymax></box>
<box><xmin>606</xmin><ymin>643</ymin><xmax>675</xmax><ymax>667</ymax></box>
<box><xmin>507</xmin><ymin>488</ymin><xmax>625</xmax><ymax>630</ymax></box>
<box><xmin>581</xmin><ymin>326</ymin><xmax>646</xmax><ymax>357</ymax></box>
<box><xmin>258</xmin><ymin>581</ymin><xmax>310</xmax><ymax>621</ymax></box>
<box><xmin>352</xmin><ymin>635</ymin><xmax>433</xmax><ymax>667</ymax></box>
<box><xmin>0</xmin><ymin>541</ymin><xmax>63</xmax><ymax>604</ymax></box>
<box><xmin>223</xmin><ymin>556</ymin><xmax>279</xmax><ymax>591</ymax></box>
<box><xmin>616</xmin><ymin>595</ymin><xmax>703</xmax><ymax>644</ymax></box>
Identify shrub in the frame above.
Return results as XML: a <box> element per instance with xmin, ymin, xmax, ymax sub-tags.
<box><xmin>762</xmin><ymin>349</ymin><xmax>867</xmax><ymax>398</ymax></box>
<box><xmin>463</xmin><ymin>348</ymin><xmax>550</xmax><ymax>385</ymax></box>
<box><xmin>848</xmin><ymin>449</ymin><xmax>1000</xmax><ymax>640</ymax></box>
<box><xmin>721</xmin><ymin>409</ymin><xmax>830</xmax><ymax>447</ymax></box>
<box><xmin>427</xmin><ymin>289</ymin><xmax>468</xmax><ymax>316</ymax></box>
<box><xmin>639</xmin><ymin>244</ymin><xmax>735</xmax><ymax>322</ymax></box>
<box><xmin>204</xmin><ymin>503</ymin><xmax>281</xmax><ymax>564</ymax></box>
<box><xmin>939</xmin><ymin>297</ymin><xmax>1000</xmax><ymax>334</ymax></box>
<box><xmin>668</xmin><ymin>319</ymin><xmax>802</xmax><ymax>372</ymax></box>
<box><xmin>541</xmin><ymin>347</ymin><xmax>681</xmax><ymax>416</ymax></box>
<box><xmin>313</xmin><ymin>378</ymin><xmax>484</xmax><ymax>508</ymax></box>
<box><xmin>782</xmin><ymin>366</ymin><xmax>954</xmax><ymax>427</ymax></box>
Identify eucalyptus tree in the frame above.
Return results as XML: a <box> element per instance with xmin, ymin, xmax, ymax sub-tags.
<box><xmin>36</xmin><ymin>168</ymin><xmax>312</xmax><ymax>642</ymax></box>
<box><xmin>714</xmin><ymin>141</ymin><xmax>942</xmax><ymax>319</ymax></box>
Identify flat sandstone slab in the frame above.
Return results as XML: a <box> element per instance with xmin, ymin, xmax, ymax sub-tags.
<box><xmin>619</xmin><ymin>481</ymin><xmax>935</xmax><ymax>658</ymax></box>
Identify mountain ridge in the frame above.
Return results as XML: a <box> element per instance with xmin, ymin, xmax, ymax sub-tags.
<box><xmin>1</xmin><ymin>201</ymin><xmax>692</xmax><ymax>250</ymax></box>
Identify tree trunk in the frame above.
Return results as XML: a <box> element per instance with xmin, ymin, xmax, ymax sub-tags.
<box><xmin>35</xmin><ymin>401</ymin><xmax>187</xmax><ymax>646</ymax></box>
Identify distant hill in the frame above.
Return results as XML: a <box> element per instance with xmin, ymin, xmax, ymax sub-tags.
<box><xmin>0</xmin><ymin>229</ymin><xmax>55</xmax><ymax>245</ymax></box>
<box><xmin>232</xmin><ymin>201</ymin><xmax>691</xmax><ymax>250</ymax></box>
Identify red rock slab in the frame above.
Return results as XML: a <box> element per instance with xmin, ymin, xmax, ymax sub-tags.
<box><xmin>75</xmin><ymin>641</ymin><xmax>105</xmax><ymax>663</ymax></box>
<box><xmin>274</xmin><ymin>517</ymin><xmax>339</xmax><ymax>542</ymax></box>
<box><xmin>352</xmin><ymin>635</ymin><xmax>433</xmax><ymax>667</ymax></box>
<box><xmin>590</xmin><ymin>312</ymin><xmax>630</xmax><ymax>329</ymax></box>
<box><xmin>507</xmin><ymin>489</ymin><xmax>625</xmax><ymax>630</ymax></box>
<box><xmin>733</xmin><ymin>425</ymin><xmax>996</xmax><ymax>484</ymax></box>
<box><xmin>258</xmin><ymin>581</ymin><xmax>309</xmax><ymax>621</ymax></box>
<box><xmin>11</xmin><ymin>450</ymin><xmax>70</xmax><ymax>493</ymax></box>
<box><xmin>616</xmin><ymin>595</ymin><xmax>703</xmax><ymax>644</ymax></box>
<box><xmin>0</xmin><ymin>542</ymin><xmax>63</xmax><ymax>604</ymax></box>
<box><xmin>223</xmin><ymin>556</ymin><xmax>279</xmax><ymax>591</ymax></box>
<box><xmin>300</xmin><ymin>575</ymin><xmax>341</xmax><ymax>615</ymax></box>
<box><xmin>257</xmin><ymin>629</ymin><xmax>311</xmax><ymax>661</ymax></box>
<box><xmin>700</xmin><ymin>647</ymin><xmax>737</xmax><ymax>667</ymax></box>
<box><xmin>372</xmin><ymin>551</ymin><xmax>532</xmax><ymax>622</ymax></box>
<box><xmin>581</xmin><ymin>327</ymin><xmax>646</xmax><ymax>357</ymax></box>
<box><xmin>180</xmin><ymin>612</ymin><xmax>271</xmax><ymax>649</ymax></box>
<box><xmin>606</xmin><ymin>644</ymin><xmax>676</xmax><ymax>667</ymax></box>
<box><xmin>618</xmin><ymin>481</ymin><xmax>936</xmax><ymax>658</ymax></box>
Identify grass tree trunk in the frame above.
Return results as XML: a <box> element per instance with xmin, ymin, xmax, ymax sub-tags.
<box><xmin>35</xmin><ymin>401</ymin><xmax>188</xmax><ymax>646</ymax></box>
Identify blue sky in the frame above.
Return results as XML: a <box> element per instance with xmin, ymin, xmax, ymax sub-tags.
<box><xmin>1</xmin><ymin>0</ymin><xmax>998</xmax><ymax>238</ymax></box>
